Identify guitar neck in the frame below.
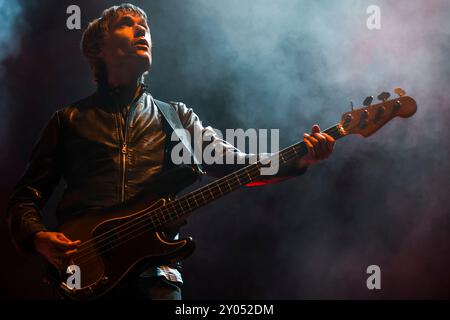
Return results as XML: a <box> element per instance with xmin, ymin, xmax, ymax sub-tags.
<box><xmin>152</xmin><ymin>124</ymin><xmax>345</xmax><ymax>227</ymax></box>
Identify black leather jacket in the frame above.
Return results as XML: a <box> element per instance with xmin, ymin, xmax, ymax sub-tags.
<box><xmin>6</xmin><ymin>85</ymin><xmax>307</xmax><ymax>253</ymax></box>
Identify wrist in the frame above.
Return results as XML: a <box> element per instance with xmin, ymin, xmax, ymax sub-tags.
<box><xmin>32</xmin><ymin>231</ymin><xmax>46</xmax><ymax>250</ymax></box>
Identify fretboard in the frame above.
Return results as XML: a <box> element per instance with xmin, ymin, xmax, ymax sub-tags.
<box><xmin>147</xmin><ymin>124</ymin><xmax>344</xmax><ymax>228</ymax></box>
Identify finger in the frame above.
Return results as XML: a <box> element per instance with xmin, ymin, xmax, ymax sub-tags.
<box><xmin>56</xmin><ymin>233</ymin><xmax>72</xmax><ymax>243</ymax></box>
<box><xmin>322</xmin><ymin>133</ymin><xmax>336</xmax><ymax>154</ymax></box>
<box><xmin>304</xmin><ymin>134</ymin><xmax>319</xmax><ymax>156</ymax></box>
<box><xmin>323</xmin><ymin>133</ymin><xmax>335</xmax><ymax>153</ymax></box>
<box><xmin>57</xmin><ymin>233</ymin><xmax>81</xmax><ymax>245</ymax></box>
<box><xmin>313</xmin><ymin>133</ymin><xmax>328</xmax><ymax>158</ymax></box>
<box><xmin>323</xmin><ymin>133</ymin><xmax>335</xmax><ymax>144</ymax></box>
<box><xmin>320</xmin><ymin>132</ymin><xmax>331</xmax><ymax>159</ymax></box>
<box><xmin>303</xmin><ymin>135</ymin><xmax>316</xmax><ymax>158</ymax></box>
<box><xmin>65</xmin><ymin>248</ymin><xmax>78</xmax><ymax>256</ymax></box>
<box><xmin>311</xmin><ymin>124</ymin><xmax>320</xmax><ymax>134</ymax></box>
<box><xmin>56</xmin><ymin>234</ymin><xmax>82</xmax><ymax>245</ymax></box>
<box><xmin>306</xmin><ymin>134</ymin><xmax>322</xmax><ymax>159</ymax></box>
<box><xmin>305</xmin><ymin>133</ymin><xmax>319</xmax><ymax>145</ymax></box>
<box><xmin>54</xmin><ymin>234</ymin><xmax>81</xmax><ymax>246</ymax></box>
<box><xmin>53</xmin><ymin>241</ymin><xmax>80</xmax><ymax>251</ymax></box>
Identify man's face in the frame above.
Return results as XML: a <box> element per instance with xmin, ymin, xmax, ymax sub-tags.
<box><xmin>101</xmin><ymin>13</ymin><xmax>152</xmax><ymax>75</ymax></box>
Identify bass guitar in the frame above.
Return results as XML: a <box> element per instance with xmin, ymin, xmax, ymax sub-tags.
<box><xmin>48</xmin><ymin>88</ymin><xmax>417</xmax><ymax>299</ymax></box>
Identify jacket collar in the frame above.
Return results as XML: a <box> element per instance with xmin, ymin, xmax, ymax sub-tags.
<box><xmin>97</xmin><ymin>81</ymin><xmax>148</xmax><ymax>97</ymax></box>
<box><xmin>95</xmin><ymin>82</ymin><xmax>148</xmax><ymax>111</ymax></box>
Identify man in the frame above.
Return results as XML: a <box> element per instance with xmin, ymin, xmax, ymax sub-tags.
<box><xmin>6</xmin><ymin>4</ymin><xmax>335</xmax><ymax>300</ymax></box>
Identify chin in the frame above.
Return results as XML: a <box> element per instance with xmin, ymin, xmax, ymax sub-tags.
<box><xmin>130</xmin><ymin>52</ymin><xmax>151</xmax><ymax>69</ymax></box>
<box><xmin>137</xmin><ymin>52</ymin><xmax>151</xmax><ymax>63</ymax></box>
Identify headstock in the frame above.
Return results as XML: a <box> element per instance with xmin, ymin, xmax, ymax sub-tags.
<box><xmin>337</xmin><ymin>88</ymin><xmax>417</xmax><ymax>137</ymax></box>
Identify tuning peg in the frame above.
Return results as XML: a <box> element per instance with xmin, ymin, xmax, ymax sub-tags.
<box><xmin>377</xmin><ymin>92</ymin><xmax>390</xmax><ymax>102</ymax></box>
<box><xmin>363</xmin><ymin>96</ymin><xmax>373</xmax><ymax>106</ymax></box>
<box><xmin>394</xmin><ymin>87</ymin><xmax>406</xmax><ymax>97</ymax></box>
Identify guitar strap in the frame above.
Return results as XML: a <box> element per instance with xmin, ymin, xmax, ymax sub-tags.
<box><xmin>153</xmin><ymin>98</ymin><xmax>203</xmax><ymax>173</ymax></box>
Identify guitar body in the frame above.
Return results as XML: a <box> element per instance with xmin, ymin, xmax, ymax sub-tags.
<box><xmin>48</xmin><ymin>165</ymin><xmax>198</xmax><ymax>300</ymax></box>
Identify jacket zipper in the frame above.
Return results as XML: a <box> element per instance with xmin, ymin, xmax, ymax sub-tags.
<box><xmin>121</xmin><ymin>141</ymin><xmax>127</xmax><ymax>202</ymax></box>
<box><xmin>116</xmin><ymin>89</ymin><xmax>145</xmax><ymax>202</ymax></box>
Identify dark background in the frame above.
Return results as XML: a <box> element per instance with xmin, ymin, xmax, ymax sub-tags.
<box><xmin>1</xmin><ymin>0</ymin><xmax>449</xmax><ymax>299</ymax></box>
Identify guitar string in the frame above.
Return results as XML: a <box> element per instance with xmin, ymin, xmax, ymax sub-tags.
<box><xmin>67</xmin><ymin>94</ymin><xmax>410</xmax><ymax>261</ymax></box>
<box><xmin>74</xmin><ymin>148</ymin><xmax>298</xmax><ymax>264</ymax></box>
<box><xmin>71</xmin><ymin>126</ymin><xmax>340</xmax><ymax>265</ymax></box>
<box><xmin>69</xmin><ymin>124</ymin><xmax>337</xmax><ymax>251</ymax></box>
<box><xmin>73</xmin><ymin>126</ymin><xmax>341</xmax><ymax>266</ymax></box>
<box><xmin>74</xmin><ymin>129</ymin><xmax>342</xmax><ymax>268</ymax></box>
<box><xmin>73</xmin><ymin>124</ymin><xmax>339</xmax><ymax>253</ymax></box>
<box><xmin>72</xmin><ymin>126</ymin><xmax>340</xmax><ymax>264</ymax></box>
<box><xmin>74</xmin><ymin>142</ymin><xmax>305</xmax><ymax>266</ymax></box>
<box><xmin>72</xmin><ymin>130</ymin><xmax>315</xmax><ymax>254</ymax></box>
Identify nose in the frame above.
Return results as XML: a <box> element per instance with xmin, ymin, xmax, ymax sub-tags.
<box><xmin>134</xmin><ymin>24</ymin><xmax>147</xmax><ymax>38</ymax></box>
